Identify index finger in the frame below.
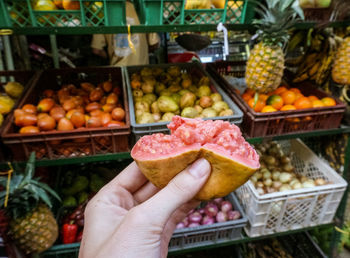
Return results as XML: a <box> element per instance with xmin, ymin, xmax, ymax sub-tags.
<box><xmin>104</xmin><ymin>161</ymin><xmax>148</xmax><ymax>194</ymax></box>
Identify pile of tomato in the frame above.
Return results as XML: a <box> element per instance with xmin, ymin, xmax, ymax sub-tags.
<box><xmin>241</xmin><ymin>86</ymin><xmax>337</xmax><ymax>113</ymax></box>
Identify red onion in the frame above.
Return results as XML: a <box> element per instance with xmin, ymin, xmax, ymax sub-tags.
<box><xmin>216</xmin><ymin>211</ymin><xmax>228</xmax><ymax>223</ymax></box>
<box><xmin>220</xmin><ymin>201</ymin><xmax>233</xmax><ymax>213</ymax></box>
<box><xmin>205</xmin><ymin>203</ymin><xmax>219</xmax><ymax>217</ymax></box>
<box><xmin>227</xmin><ymin>210</ymin><xmax>241</xmax><ymax>220</ymax></box>
<box><xmin>176</xmin><ymin>222</ymin><xmax>186</xmax><ymax>229</ymax></box>
<box><xmin>201</xmin><ymin>215</ymin><xmax>215</xmax><ymax>225</ymax></box>
<box><xmin>188</xmin><ymin>211</ymin><xmax>202</xmax><ymax>223</ymax></box>
<box><xmin>188</xmin><ymin>208</ymin><xmax>195</xmax><ymax>215</ymax></box>
<box><xmin>198</xmin><ymin>208</ymin><xmax>206</xmax><ymax>215</ymax></box>
<box><xmin>213</xmin><ymin>198</ymin><xmax>224</xmax><ymax>206</ymax></box>
<box><xmin>188</xmin><ymin>222</ymin><xmax>200</xmax><ymax>228</ymax></box>
<box><xmin>182</xmin><ymin>217</ymin><xmax>189</xmax><ymax>227</ymax></box>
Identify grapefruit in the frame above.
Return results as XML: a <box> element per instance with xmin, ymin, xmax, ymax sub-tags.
<box><xmin>131</xmin><ymin>116</ymin><xmax>260</xmax><ymax>200</ymax></box>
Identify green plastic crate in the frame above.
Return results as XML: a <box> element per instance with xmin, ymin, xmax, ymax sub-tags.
<box><xmin>0</xmin><ymin>0</ymin><xmax>127</xmax><ymax>28</ymax></box>
<box><xmin>136</xmin><ymin>0</ymin><xmax>254</xmax><ymax>25</ymax></box>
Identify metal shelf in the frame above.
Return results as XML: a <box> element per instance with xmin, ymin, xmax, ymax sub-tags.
<box><xmin>42</xmin><ymin>222</ymin><xmax>334</xmax><ymax>257</ymax></box>
<box><xmin>2</xmin><ymin>20</ymin><xmax>350</xmax><ymax>35</ymax></box>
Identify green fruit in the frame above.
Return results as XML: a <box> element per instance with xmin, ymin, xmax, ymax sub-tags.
<box><xmin>162</xmin><ymin>112</ymin><xmax>175</xmax><ymax>122</ymax></box>
<box><xmin>133</xmin><ymin>89</ymin><xmax>143</xmax><ymax>98</ymax></box>
<box><xmin>157</xmin><ymin>96</ymin><xmax>179</xmax><ymax>113</ymax></box>
<box><xmin>90</xmin><ymin>174</ymin><xmax>105</xmax><ymax>193</ymax></box>
<box><xmin>212</xmin><ymin>101</ymin><xmax>229</xmax><ymax>113</ymax></box>
<box><xmin>4</xmin><ymin>81</ymin><xmax>24</xmax><ymax>98</ymax></box>
<box><xmin>141</xmin><ymin>77</ymin><xmax>156</xmax><ymax>93</ymax></box>
<box><xmin>219</xmin><ymin>109</ymin><xmax>234</xmax><ymax>116</ymax></box>
<box><xmin>153</xmin><ymin>113</ymin><xmax>161</xmax><ymax>122</ymax></box>
<box><xmin>155</xmin><ymin>83</ymin><xmax>166</xmax><ymax>94</ymax></box>
<box><xmin>142</xmin><ymin>94</ymin><xmax>157</xmax><ymax>105</ymax></box>
<box><xmin>167</xmin><ymin>66</ymin><xmax>181</xmax><ymax>77</ymax></box>
<box><xmin>181</xmin><ymin>107</ymin><xmax>199</xmax><ymax>118</ymax></box>
<box><xmin>168</xmin><ymin>84</ymin><xmax>182</xmax><ymax>93</ymax></box>
<box><xmin>151</xmin><ymin>101</ymin><xmax>160</xmax><ymax>113</ymax></box>
<box><xmin>141</xmin><ymin>67</ymin><xmax>152</xmax><ymax>77</ymax></box>
<box><xmin>62</xmin><ymin>196</ymin><xmax>77</xmax><ymax>207</ymax></box>
<box><xmin>198</xmin><ymin>76</ymin><xmax>210</xmax><ymax>86</ymax></box>
<box><xmin>171</xmin><ymin>93</ymin><xmax>181</xmax><ymax>105</ymax></box>
<box><xmin>135</xmin><ymin>101</ymin><xmax>150</xmax><ymax>112</ymax></box>
<box><xmin>62</xmin><ymin>176</ymin><xmax>89</xmax><ymax>196</ymax></box>
<box><xmin>77</xmin><ymin>192</ymin><xmax>89</xmax><ymax>204</ymax></box>
<box><xmin>194</xmin><ymin>105</ymin><xmax>203</xmax><ymax>114</ymax></box>
<box><xmin>180</xmin><ymin>92</ymin><xmax>196</xmax><ymax>109</ymax></box>
<box><xmin>202</xmin><ymin>108</ymin><xmax>218</xmax><ymax>118</ymax></box>
<box><xmin>0</xmin><ymin>95</ymin><xmax>15</xmax><ymax>114</ymax></box>
<box><xmin>197</xmin><ymin>85</ymin><xmax>212</xmax><ymax>97</ymax></box>
<box><xmin>136</xmin><ymin>112</ymin><xmax>155</xmax><ymax>124</ymax></box>
<box><xmin>188</xmin><ymin>85</ymin><xmax>198</xmax><ymax>94</ymax></box>
<box><xmin>178</xmin><ymin>89</ymin><xmax>190</xmax><ymax>96</ymax></box>
<box><xmin>210</xmin><ymin>93</ymin><xmax>222</xmax><ymax>102</ymax></box>
<box><xmin>96</xmin><ymin>167</ymin><xmax>116</xmax><ymax>181</ymax></box>
<box><xmin>160</xmin><ymin>89</ymin><xmax>172</xmax><ymax>96</ymax></box>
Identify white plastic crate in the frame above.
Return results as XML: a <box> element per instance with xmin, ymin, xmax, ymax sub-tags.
<box><xmin>235</xmin><ymin>139</ymin><xmax>347</xmax><ymax>237</ymax></box>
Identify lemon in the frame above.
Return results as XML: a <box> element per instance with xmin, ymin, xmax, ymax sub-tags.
<box><xmin>4</xmin><ymin>81</ymin><xmax>24</xmax><ymax>98</ymax></box>
<box><xmin>0</xmin><ymin>95</ymin><xmax>15</xmax><ymax>114</ymax></box>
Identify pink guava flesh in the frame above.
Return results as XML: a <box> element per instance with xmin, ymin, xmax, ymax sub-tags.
<box><xmin>132</xmin><ymin>116</ymin><xmax>259</xmax><ymax>169</ymax></box>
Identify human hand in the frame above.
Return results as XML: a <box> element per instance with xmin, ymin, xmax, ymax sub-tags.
<box><xmin>79</xmin><ymin>158</ymin><xmax>211</xmax><ymax>258</ymax></box>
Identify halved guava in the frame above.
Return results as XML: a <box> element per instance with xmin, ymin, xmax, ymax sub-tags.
<box><xmin>131</xmin><ymin>116</ymin><xmax>260</xmax><ymax>200</ymax></box>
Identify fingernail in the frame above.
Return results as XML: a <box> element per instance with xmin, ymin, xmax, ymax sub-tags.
<box><xmin>188</xmin><ymin>158</ymin><xmax>211</xmax><ymax>178</ymax></box>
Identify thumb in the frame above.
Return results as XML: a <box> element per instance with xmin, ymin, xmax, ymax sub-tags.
<box><xmin>138</xmin><ymin>158</ymin><xmax>211</xmax><ymax>226</ymax></box>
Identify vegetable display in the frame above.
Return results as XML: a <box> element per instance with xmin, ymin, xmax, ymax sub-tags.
<box><xmin>176</xmin><ymin>197</ymin><xmax>241</xmax><ymax>229</ymax></box>
<box><xmin>252</xmin><ymin>141</ymin><xmax>329</xmax><ymax>195</ymax></box>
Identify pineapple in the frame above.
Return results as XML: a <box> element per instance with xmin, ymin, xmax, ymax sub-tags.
<box><xmin>245</xmin><ymin>0</ymin><xmax>304</xmax><ymax>93</ymax></box>
<box><xmin>0</xmin><ymin>153</ymin><xmax>60</xmax><ymax>254</ymax></box>
<box><xmin>332</xmin><ymin>37</ymin><xmax>350</xmax><ymax>85</ymax></box>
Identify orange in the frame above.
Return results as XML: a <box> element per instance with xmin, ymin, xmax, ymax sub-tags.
<box><xmin>280</xmin><ymin>105</ymin><xmax>296</xmax><ymax>111</ymax></box>
<box><xmin>321</xmin><ymin>97</ymin><xmax>336</xmax><ymax>106</ymax></box>
<box><xmin>242</xmin><ymin>93</ymin><xmax>252</xmax><ymax>102</ymax></box>
<box><xmin>261</xmin><ymin>105</ymin><xmax>277</xmax><ymax>113</ymax></box>
<box><xmin>248</xmin><ymin>98</ymin><xmax>265</xmax><ymax>112</ymax></box>
<box><xmin>312</xmin><ymin>100</ymin><xmax>325</xmax><ymax>108</ymax></box>
<box><xmin>281</xmin><ymin>90</ymin><xmax>296</xmax><ymax>105</ymax></box>
<box><xmin>245</xmin><ymin>88</ymin><xmax>255</xmax><ymax>96</ymax></box>
<box><xmin>294</xmin><ymin>92</ymin><xmax>304</xmax><ymax>101</ymax></box>
<box><xmin>266</xmin><ymin>95</ymin><xmax>284</xmax><ymax>110</ymax></box>
<box><xmin>62</xmin><ymin>0</ymin><xmax>80</xmax><ymax>10</ymax></box>
<box><xmin>294</xmin><ymin>97</ymin><xmax>312</xmax><ymax>109</ymax></box>
<box><xmin>259</xmin><ymin>94</ymin><xmax>269</xmax><ymax>102</ymax></box>
<box><xmin>273</xmin><ymin>86</ymin><xmax>288</xmax><ymax>95</ymax></box>
<box><xmin>289</xmin><ymin>88</ymin><xmax>301</xmax><ymax>94</ymax></box>
<box><xmin>308</xmin><ymin>95</ymin><xmax>319</xmax><ymax>102</ymax></box>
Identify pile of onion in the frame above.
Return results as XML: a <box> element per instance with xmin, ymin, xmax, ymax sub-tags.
<box><xmin>176</xmin><ymin>198</ymin><xmax>241</xmax><ymax>229</ymax></box>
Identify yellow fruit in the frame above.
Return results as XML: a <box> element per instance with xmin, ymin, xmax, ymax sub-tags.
<box><xmin>33</xmin><ymin>0</ymin><xmax>57</xmax><ymax>11</ymax></box>
<box><xmin>0</xmin><ymin>95</ymin><xmax>15</xmax><ymax>114</ymax></box>
<box><xmin>332</xmin><ymin>37</ymin><xmax>350</xmax><ymax>85</ymax></box>
<box><xmin>4</xmin><ymin>81</ymin><xmax>24</xmax><ymax>98</ymax></box>
<box><xmin>0</xmin><ymin>113</ymin><xmax>3</xmax><ymax>127</ymax></box>
<box><xmin>185</xmin><ymin>0</ymin><xmax>211</xmax><ymax>9</ymax></box>
<box><xmin>211</xmin><ymin>0</ymin><xmax>225</xmax><ymax>8</ymax></box>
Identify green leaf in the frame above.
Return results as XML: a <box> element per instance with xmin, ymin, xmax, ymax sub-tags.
<box><xmin>281</xmin><ymin>0</ymin><xmax>294</xmax><ymax>11</ymax></box>
<box><xmin>36</xmin><ymin>188</ymin><xmax>52</xmax><ymax>208</ymax></box>
<box><xmin>31</xmin><ymin>180</ymin><xmax>61</xmax><ymax>202</ymax></box>
<box><xmin>23</xmin><ymin>152</ymin><xmax>36</xmax><ymax>183</ymax></box>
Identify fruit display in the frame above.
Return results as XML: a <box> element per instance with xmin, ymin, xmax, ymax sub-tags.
<box><xmin>0</xmin><ymin>81</ymin><xmax>24</xmax><ymax>127</ymax></box>
<box><xmin>299</xmin><ymin>0</ymin><xmax>332</xmax><ymax>8</ymax></box>
<box><xmin>252</xmin><ymin>141</ymin><xmax>329</xmax><ymax>195</ymax></box>
<box><xmin>176</xmin><ymin>197</ymin><xmax>241</xmax><ymax>229</ymax></box>
<box><xmin>128</xmin><ymin>65</ymin><xmax>235</xmax><ymax>124</ymax></box>
<box><xmin>241</xmin><ymin>86</ymin><xmax>337</xmax><ymax>113</ymax></box>
<box><xmin>0</xmin><ymin>153</ymin><xmax>60</xmax><ymax>254</ymax></box>
<box><xmin>332</xmin><ymin>35</ymin><xmax>350</xmax><ymax>85</ymax></box>
<box><xmin>245</xmin><ymin>0</ymin><xmax>303</xmax><ymax>94</ymax></box>
<box><xmin>131</xmin><ymin>116</ymin><xmax>260</xmax><ymax>200</ymax></box>
<box><xmin>13</xmin><ymin>79</ymin><xmax>126</xmax><ymax>133</ymax></box>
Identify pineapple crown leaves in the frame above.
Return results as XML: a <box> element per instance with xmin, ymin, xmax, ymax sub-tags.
<box><xmin>252</xmin><ymin>0</ymin><xmax>304</xmax><ymax>47</ymax></box>
<box><xmin>0</xmin><ymin>152</ymin><xmax>61</xmax><ymax>219</ymax></box>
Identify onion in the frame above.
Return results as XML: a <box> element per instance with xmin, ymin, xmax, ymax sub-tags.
<box><xmin>292</xmin><ymin>182</ymin><xmax>302</xmax><ymax>190</ymax></box>
<box><xmin>279</xmin><ymin>172</ymin><xmax>292</xmax><ymax>183</ymax></box>
<box><xmin>300</xmin><ymin>176</ymin><xmax>308</xmax><ymax>183</ymax></box>
<box><xmin>213</xmin><ymin>198</ymin><xmax>224</xmax><ymax>206</ymax></box>
<box><xmin>205</xmin><ymin>203</ymin><xmax>219</xmax><ymax>217</ymax></box>
<box><xmin>283</xmin><ymin>163</ymin><xmax>294</xmax><ymax>172</ymax></box>
<box><xmin>188</xmin><ymin>211</ymin><xmax>202</xmax><ymax>223</ymax></box>
<box><xmin>280</xmin><ymin>156</ymin><xmax>291</xmax><ymax>164</ymax></box>
<box><xmin>216</xmin><ymin>211</ymin><xmax>228</xmax><ymax>223</ymax></box>
<box><xmin>198</xmin><ymin>208</ymin><xmax>206</xmax><ymax>215</ymax></box>
<box><xmin>256</xmin><ymin>181</ymin><xmax>264</xmax><ymax>188</ymax></box>
<box><xmin>263</xmin><ymin>178</ymin><xmax>272</xmax><ymax>187</ymax></box>
<box><xmin>302</xmin><ymin>180</ymin><xmax>315</xmax><ymax>188</ymax></box>
<box><xmin>272</xmin><ymin>171</ymin><xmax>281</xmax><ymax>181</ymax></box>
<box><xmin>256</xmin><ymin>187</ymin><xmax>265</xmax><ymax>195</ymax></box>
<box><xmin>272</xmin><ymin>181</ymin><xmax>282</xmax><ymax>189</ymax></box>
<box><xmin>220</xmin><ymin>201</ymin><xmax>233</xmax><ymax>213</ymax></box>
<box><xmin>315</xmin><ymin>178</ymin><xmax>326</xmax><ymax>186</ymax></box>
<box><xmin>290</xmin><ymin>179</ymin><xmax>300</xmax><ymax>187</ymax></box>
<box><xmin>182</xmin><ymin>217</ymin><xmax>189</xmax><ymax>227</ymax></box>
<box><xmin>262</xmin><ymin>170</ymin><xmax>271</xmax><ymax>179</ymax></box>
<box><xmin>255</xmin><ymin>171</ymin><xmax>263</xmax><ymax>179</ymax></box>
<box><xmin>201</xmin><ymin>215</ymin><xmax>215</xmax><ymax>225</ymax></box>
<box><xmin>227</xmin><ymin>210</ymin><xmax>241</xmax><ymax>220</ymax></box>
<box><xmin>188</xmin><ymin>222</ymin><xmax>200</xmax><ymax>228</ymax></box>
<box><xmin>176</xmin><ymin>222</ymin><xmax>186</xmax><ymax>229</ymax></box>
<box><xmin>188</xmin><ymin>209</ymin><xmax>195</xmax><ymax>215</ymax></box>
<box><xmin>250</xmin><ymin>175</ymin><xmax>258</xmax><ymax>183</ymax></box>
<box><xmin>280</xmin><ymin>184</ymin><xmax>292</xmax><ymax>192</ymax></box>
<box><xmin>271</xmin><ymin>201</ymin><xmax>282</xmax><ymax>214</ymax></box>
<box><xmin>266</xmin><ymin>187</ymin><xmax>276</xmax><ymax>193</ymax></box>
